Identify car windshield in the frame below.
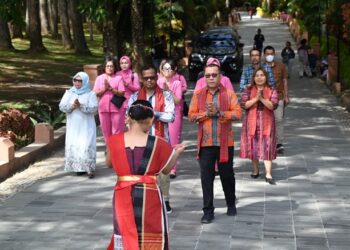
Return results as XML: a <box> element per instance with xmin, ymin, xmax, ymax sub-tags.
<box><xmin>197</xmin><ymin>38</ymin><xmax>235</xmax><ymax>48</ymax></box>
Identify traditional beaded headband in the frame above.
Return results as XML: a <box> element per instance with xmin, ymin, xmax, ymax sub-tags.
<box><xmin>130</xmin><ymin>104</ymin><xmax>154</xmax><ymax>113</ymax></box>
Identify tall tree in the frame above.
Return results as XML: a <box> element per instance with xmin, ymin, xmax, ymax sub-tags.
<box><xmin>0</xmin><ymin>16</ymin><xmax>14</xmax><ymax>49</ymax></box>
<box><xmin>57</xmin><ymin>0</ymin><xmax>73</xmax><ymax>48</ymax></box>
<box><xmin>67</xmin><ymin>0</ymin><xmax>91</xmax><ymax>54</ymax></box>
<box><xmin>48</xmin><ymin>0</ymin><xmax>59</xmax><ymax>39</ymax></box>
<box><xmin>27</xmin><ymin>0</ymin><xmax>46</xmax><ymax>52</ymax></box>
<box><xmin>39</xmin><ymin>0</ymin><xmax>50</xmax><ymax>35</ymax></box>
<box><xmin>131</xmin><ymin>0</ymin><xmax>145</xmax><ymax>71</ymax></box>
<box><xmin>10</xmin><ymin>23</ymin><xmax>24</xmax><ymax>39</ymax></box>
<box><xmin>102</xmin><ymin>0</ymin><xmax>118</xmax><ymax>57</ymax></box>
<box><xmin>1</xmin><ymin>0</ymin><xmax>26</xmax><ymax>39</ymax></box>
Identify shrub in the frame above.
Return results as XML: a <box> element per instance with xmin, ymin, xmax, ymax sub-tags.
<box><xmin>0</xmin><ymin>109</ymin><xmax>35</xmax><ymax>149</ymax></box>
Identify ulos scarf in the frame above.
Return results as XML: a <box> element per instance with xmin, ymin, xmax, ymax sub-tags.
<box><xmin>197</xmin><ymin>86</ymin><xmax>230</xmax><ymax>163</ymax></box>
<box><xmin>69</xmin><ymin>72</ymin><xmax>90</xmax><ymax>95</ymax></box>
<box><xmin>137</xmin><ymin>86</ymin><xmax>165</xmax><ymax>137</ymax></box>
<box><xmin>248</xmin><ymin>86</ymin><xmax>273</xmax><ymax>137</ymax></box>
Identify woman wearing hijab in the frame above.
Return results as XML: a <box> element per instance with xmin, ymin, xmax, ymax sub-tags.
<box><xmin>93</xmin><ymin>56</ymin><xmax>125</xmax><ymax>143</ymax></box>
<box><xmin>116</xmin><ymin>55</ymin><xmax>140</xmax><ymax>105</ymax></box>
<box><xmin>157</xmin><ymin>59</ymin><xmax>183</xmax><ymax>178</ymax></box>
<box><xmin>239</xmin><ymin>68</ymin><xmax>278</xmax><ymax>184</ymax></box>
<box><xmin>59</xmin><ymin>72</ymin><xmax>98</xmax><ymax>178</ymax></box>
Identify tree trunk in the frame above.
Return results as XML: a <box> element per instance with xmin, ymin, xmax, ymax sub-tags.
<box><xmin>57</xmin><ymin>0</ymin><xmax>73</xmax><ymax>48</ymax></box>
<box><xmin>67</xmin><ymin>0</ymin><xmax>91</xmax><ymax>54</ymax></box>
<box><xmin>48</xmin><ymin>0</ymin><xmax>59</xmax><ymax>39</ymax></box>
<box><xmin>102</xmin><ymin>0</ymin><xmax>118</xmax><ymax>57</ymax></box>
<box><xmin>131</xmin><ymin>0</ymin><xmax>145</xmax><ymax>72</ymax></box>
<box><xmin>89</xmin><ymin>19</ymin><xmax>93</xmax><ymax>41</ymax></box>
<box><xmin>39</xmin><ymin>0</ymin><xmax>50</xmax><ymax>35</ymax></box>
<box><xmin>27</xmin><ymin>0</ymin><xmax>47</xmax><ymax>52</ymax></box>
<box><xmin>10</xmin><ymin>23</ymin><xmax>24</xmax><ymax>39</ymax></box>
<box><xmin>0</xmin><ymin>17</ymin><xmax>14</xmax><ymax>50</ymax></box>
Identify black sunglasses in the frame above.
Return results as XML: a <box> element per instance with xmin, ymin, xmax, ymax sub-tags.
<box><xmin>204</xmin><ymin>73</ymin><xmax>218</xmax><ymax>79</ymax></box>
<box><xmin>73</xmin><ymin>79</ymin><xmax>83</xmax><ymax>83</ymax></box>
<box><xmin>143</xmin><ymin>76</ymin><xmax>156</xmax><ymax>81</ymax></box>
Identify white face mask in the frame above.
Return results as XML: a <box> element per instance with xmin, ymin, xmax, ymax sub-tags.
<box><xmin>265</xmin><ymin>55</ymin><xmax>274</xmax><ymax>62</ymax></box>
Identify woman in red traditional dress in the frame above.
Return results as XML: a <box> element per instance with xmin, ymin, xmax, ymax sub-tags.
<box><xmin>239</xmin><ymin>68</ymin><xmax>278</xmax><ymax>185</ymax></box>
<box><xmin>106</xmin><ymin>100</ymin><xmax>185</xmax><ymax>250</ymax></box>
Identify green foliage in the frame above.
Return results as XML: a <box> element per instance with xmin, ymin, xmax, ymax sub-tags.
<box><xmin>27</xmin><ymin>102</ymin><xmax>66</xmax><ymax>130</ymax></box>
<box><xmin>0</xmin><ymin>0</ymin><xmax>25</xmax><ymax>27</ymax></box>
<box><xmin>79</xmin><ymin>1</ymin><xmax>106</xmax><ymax>23</ymax></box>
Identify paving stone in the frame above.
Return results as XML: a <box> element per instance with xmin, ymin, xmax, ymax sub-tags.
<box><xmin>2</xmin><ymin>13</ymin><xmax>350</xmax><ymax>250</ymax></box>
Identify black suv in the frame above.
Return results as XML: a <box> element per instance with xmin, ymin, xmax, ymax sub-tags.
<box><xmin>188</xmin><ymin>26</ymin><xmax>244</xmax><ymax>82</ymax></box>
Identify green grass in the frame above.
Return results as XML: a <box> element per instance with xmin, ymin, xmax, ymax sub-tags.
<box><xmin>0</xmin><ymin>30</ymin><xmax>105</xmax><ymax>106</ymax></box>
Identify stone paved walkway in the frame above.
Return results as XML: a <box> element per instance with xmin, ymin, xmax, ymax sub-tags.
<box><xmin>1</xmin><ymin>13</ymin><xmax>350</xmax><ymax>250</ymax></box>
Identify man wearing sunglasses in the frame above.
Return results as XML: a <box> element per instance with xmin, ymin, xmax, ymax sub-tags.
<box><xmin>189</xmin><ymin>63</ymin><xmax>242</xmax><ymax>224</ymax></box>
<box><xmin>127</xmin><ymin>65</ymin><xmax>175</xmax><ymax>214</ymax></box>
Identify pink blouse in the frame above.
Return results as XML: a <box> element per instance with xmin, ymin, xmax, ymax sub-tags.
<box><xmin>115</xmin><ymin>70</ymin><xmax>140</xmax><ymax>100</ymax></box>
<box><xmin>93</xmin><ymin>73</ymin><xmax>125</xmax><ymax>112</ymax></box>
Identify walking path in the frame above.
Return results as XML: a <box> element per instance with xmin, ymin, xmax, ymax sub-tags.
<box><xmin>1</xmin><ymin>13</ymin><xmax>350</xmax><ymax>250</ymax></box>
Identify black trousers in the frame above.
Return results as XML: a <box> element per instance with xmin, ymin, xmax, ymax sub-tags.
<box><xmin>199</xmin><ymin>146</ymin><xmax>236</xmax><ymax>215</ymax></box>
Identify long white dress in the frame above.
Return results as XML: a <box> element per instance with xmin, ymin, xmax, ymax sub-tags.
<box><xmin>59</xmin><ymin>90</ymin><xmax>98</xmax><ymax>173</ymax></box>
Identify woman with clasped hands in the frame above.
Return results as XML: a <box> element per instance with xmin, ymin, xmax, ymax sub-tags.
<box><xmin>93</xmin><ymin>56</ymin><xmax>125</xmax><ymax>144</ymax></box>
<box><xmin>239</xmin><ymin>68</ymin><xmax>278</xmax><ymax>184</ymax></box>
<box><xmin>59</xmin><ymin>72</ymin><xmax>98</xmax><ymax>178</ymax></box>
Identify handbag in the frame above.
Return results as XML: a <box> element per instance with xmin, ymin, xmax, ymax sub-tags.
<box><xmin>111</xmin><ymin>94</ymin><xmax>126</xmax><ymax>109</ymax></box>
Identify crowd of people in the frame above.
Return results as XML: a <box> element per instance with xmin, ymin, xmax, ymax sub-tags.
<box><xmin>58</xmin><ymin>29</ymin><xmax>308</xmax><ymax>248</ymax></box>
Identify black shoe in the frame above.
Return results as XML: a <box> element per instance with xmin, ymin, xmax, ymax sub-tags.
<box><xmin>277</xmin><ymin>144</ymin><xmax>284</xmax><ymax>154</ymax></box>
<box><xmin>87</xmin><ymin>172</ymin><xmax>95</xmax><ymax>179</ymax></box>
<box><xmin>165</xmin><ymin>201</ymin><xmax>172</xmax><ymax>214</ymax></box>
<box><xmin>201</xmin><ymin>214</ymin><xmax>214</xmax><ymax>224</ymax></box>
<box><xmin>169</xmin><ymin>172</ymin><xmax>176</xmax><ymax>179</ymax></box>
<box><xmin>250</xmin><ymin>172</ymin><xmax>259</xmax><ymax>178</ymax></box>
<box><xmin>227</xmin><ymin>206</ymin><xmax>237</xmax><ymax>216</ymax></box>
<box><xmin>265</xmin><ymin>177</ymin><xmax>276</xmax><ymax>185</ymax></box>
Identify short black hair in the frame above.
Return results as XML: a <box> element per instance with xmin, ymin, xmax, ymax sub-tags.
<box><xmin>263</xmin><ymin>45</ymin><xmax>275</xmax><ymax>54</ymax></box>
<box><xmin>249</xmin><ymin>48</ymin><xmax>261</xmax><ymax>56</ymax></box>
<box><xmin>128</xmin><ymin>100</ymin><xmax>154</xmax><ymax>121</ymax></box>
<box><xmin>102</xmin><ymin>56</ymin><xmax>118</xmax><ymax>74</ymax></box>
<box><xmin>141</xmin><ymin>65</ymin><xmax>157</xmax><ymax>75</ymax></box>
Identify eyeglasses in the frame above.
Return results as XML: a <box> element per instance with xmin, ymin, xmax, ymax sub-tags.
<box><xmin>143</xmin><ymin>76</ymin><xmax>156</xmax><ymax>81</ymax></box>
<box><xmin>163</xmin><ymin>67</ymin><xmax>172</xmax><ymax>72</ymax></box>
<box><xmin>73</xmin><ymin>79</ymin><xmax>83</xmax><ymax>83</ymax></box>
<box><xmin>106</xmin><ymin>65</ymin><xmax>114</xmax><ymax>68</ymax></box>
<box><xmin>204</xmin><ymin>73</ymin><xmax>218</xmax><ymax>79</ymax></box>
